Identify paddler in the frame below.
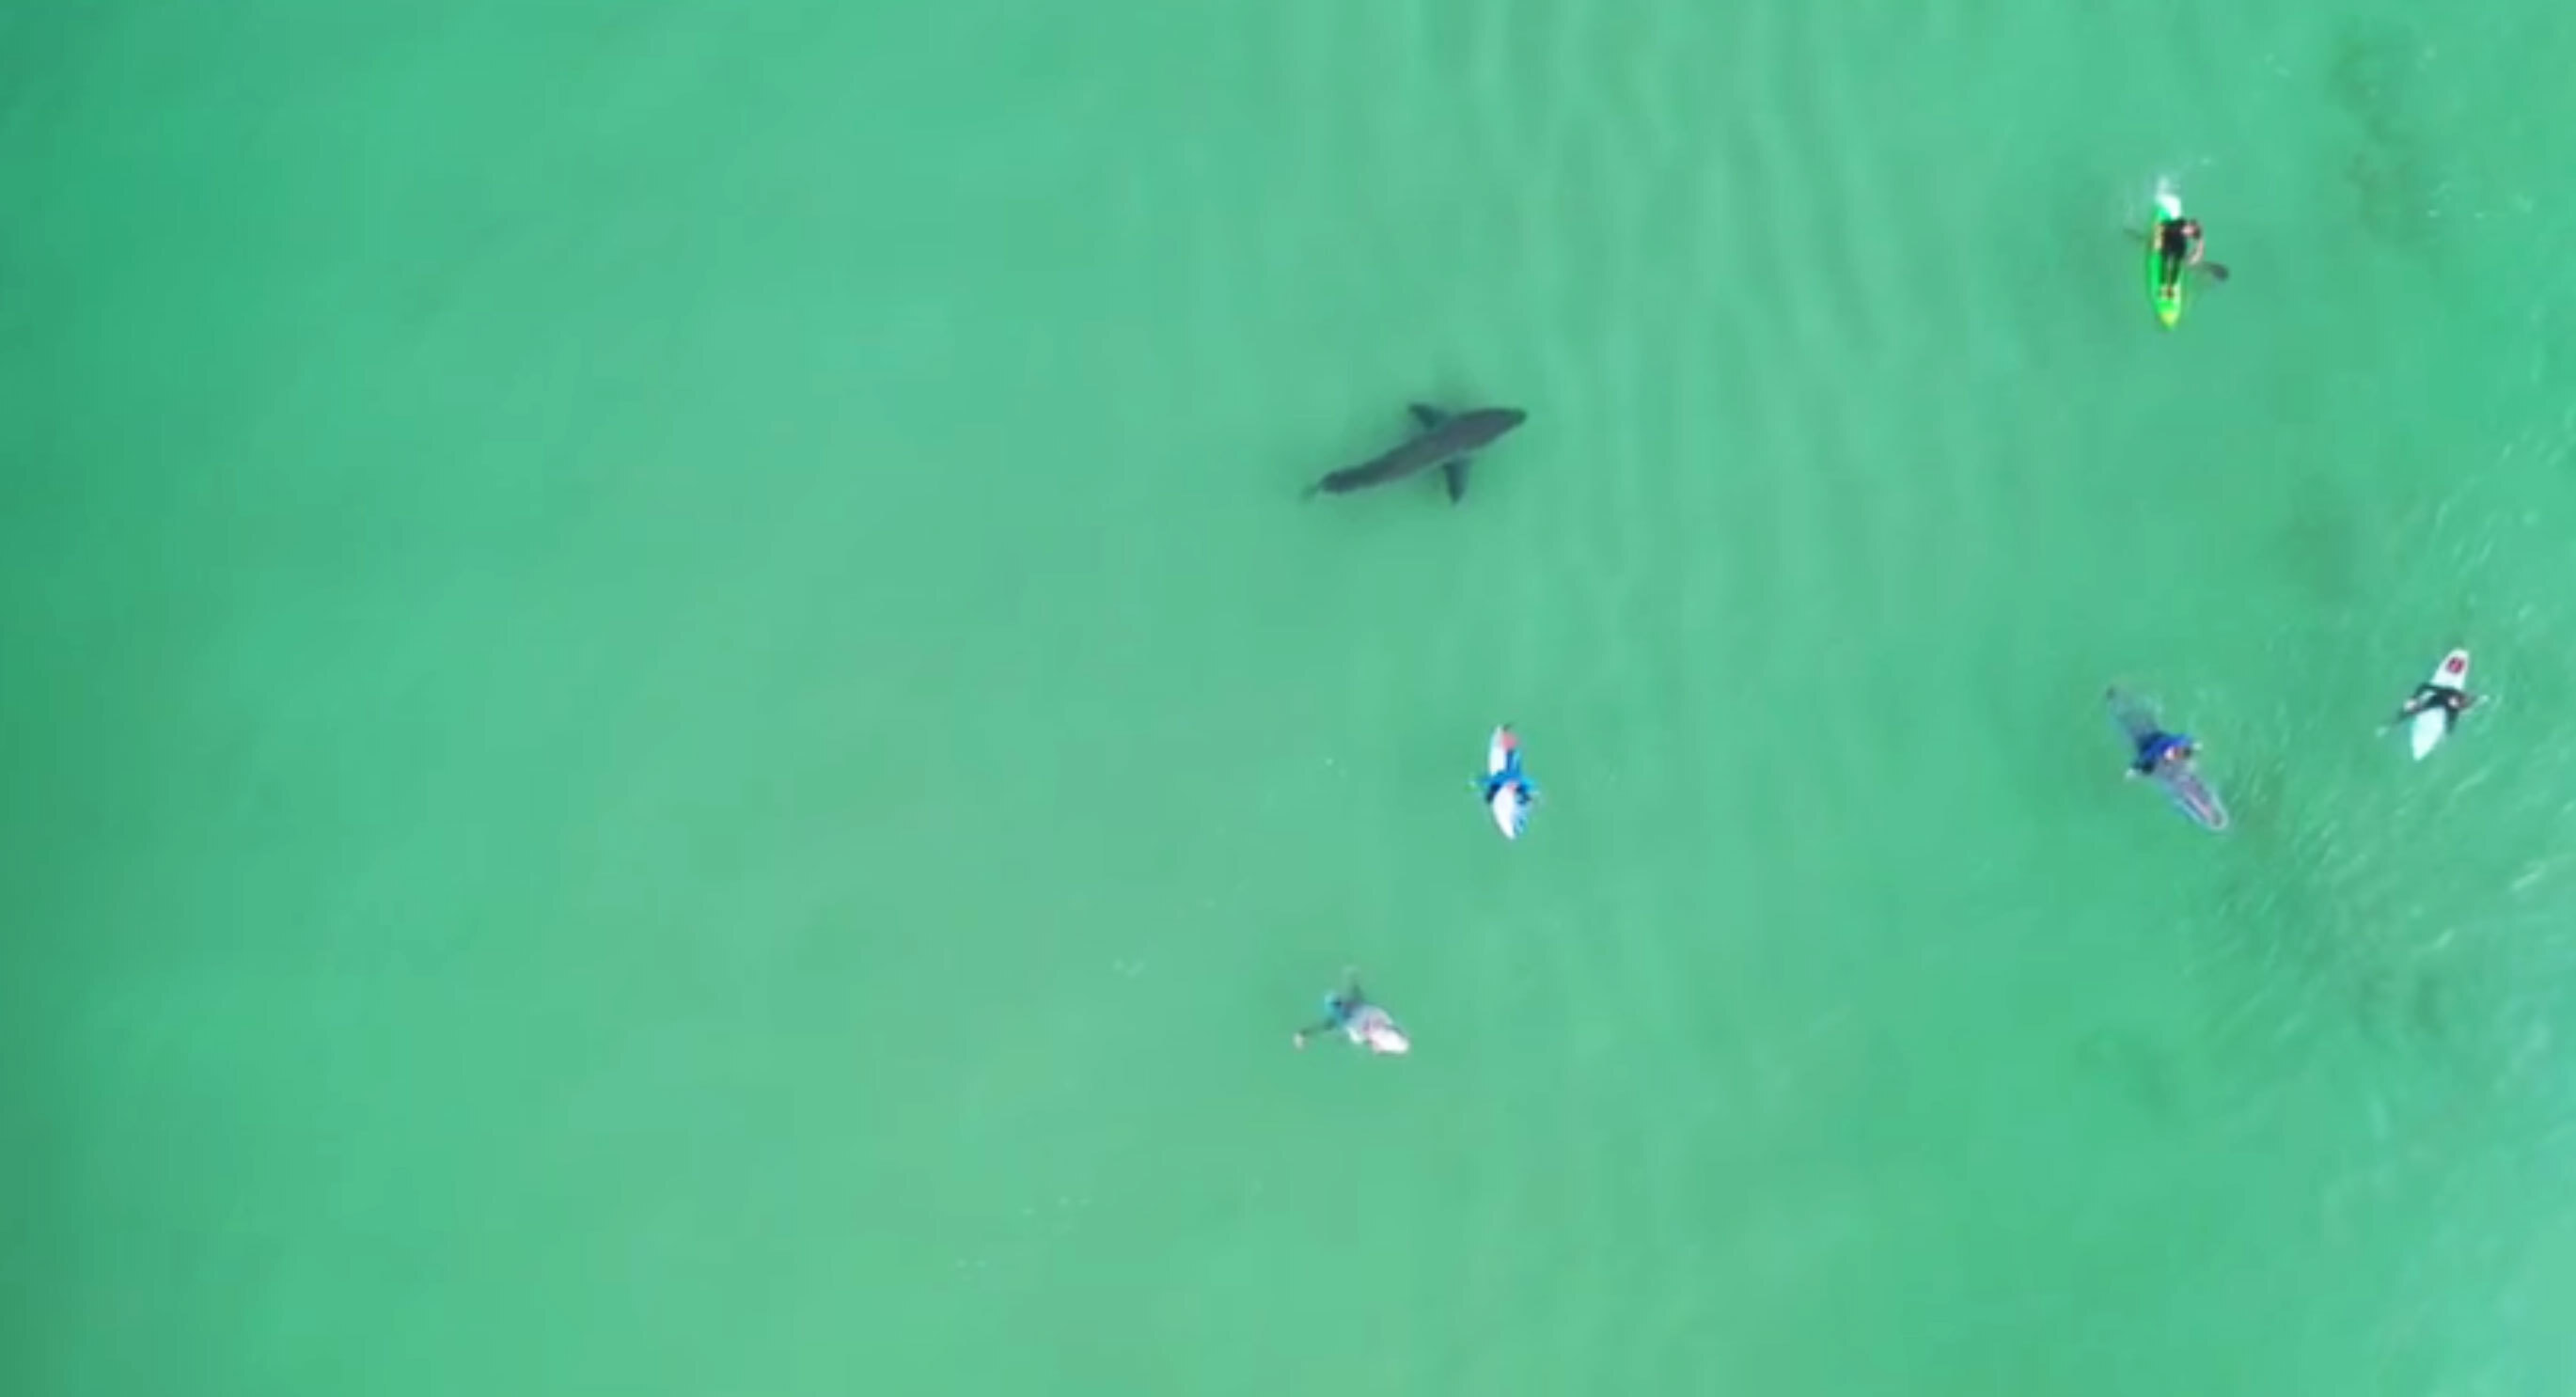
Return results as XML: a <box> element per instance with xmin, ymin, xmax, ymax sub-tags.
<box><xmin>2155</xmin><ymin>214</ymin><xmax>2207</xmax><ymax>291</ymax></box>
<box><xmin>1293</xmin><ymin>971</ymin><xmax>1406</xmax><ymax>1055</ymax></box>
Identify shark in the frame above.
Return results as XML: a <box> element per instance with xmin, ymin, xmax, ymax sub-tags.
<box><xmin>1302</xmin><ymin>403</ymin><xmax>1528</xmax><ymax>504</ymax></box>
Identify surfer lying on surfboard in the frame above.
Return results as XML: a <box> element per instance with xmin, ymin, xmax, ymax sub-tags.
<box><xmin>2124</xmin><ymin>728</ymin><xmax>2200</xmax><ymax>777</ymax></box>
<box><xmin>1479</xmin><ymin>726</ymin><xmax>1538</xmax><ymax>841</ymax></box>
<box><xmin>2392</xmin><ymin>682</ymin><xmax>2475</xmax><ymax>725</ymax></box>
<box><xmin>2107</xmin><ymin>687</ymin><xmax>2227</xmax><ymax>829</ymax></box>
<box><xmin>1292</xmin><ymin>971</ymin><xmax>1409</xmax><ymax>1056</ymax></box>
<box><xmin>2388</xmin><ymin>654</ymin><xmax>2476</xmax><ymax>729</ymax></box>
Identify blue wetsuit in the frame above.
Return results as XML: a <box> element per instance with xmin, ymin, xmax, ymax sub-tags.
<box><xmin>1481</xmin><ymin>754</ymin><xmax>1536</xmax><ymax>807</ymax></box>
<box><xmin>2132</xmin><ymin>731</ymin><xmax>2193</xmax><ymax>776</ymax></box>
<box><xmin>1298</xmin><ymin>991</ymin><xmax>1362</xmax><ymax>1042</ymax></box>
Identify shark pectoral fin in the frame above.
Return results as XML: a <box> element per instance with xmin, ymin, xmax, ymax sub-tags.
<box><xmin>1442</xmin><ymin>456</ymin><xmax>1473</xmax><ymax>503</ymax></box>
<box><xmin>1408</xmin><ymin>403</ymin><xmax>1451</xmax><ymax>431</ymax></box>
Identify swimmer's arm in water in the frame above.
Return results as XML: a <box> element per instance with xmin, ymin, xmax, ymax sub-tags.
<box><xmin>1291</xmin><ymin>1013</ymin><xmax>1342</xmax><ymax>1049</ymax></box>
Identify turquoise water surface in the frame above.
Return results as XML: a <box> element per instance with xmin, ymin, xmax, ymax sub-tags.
<box><xmin>11</xmin><ymin>1</ymin><xmax>2576</xmax><ymax>1393</ymax></box>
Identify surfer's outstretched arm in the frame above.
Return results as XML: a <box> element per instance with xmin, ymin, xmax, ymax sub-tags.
<box><xmin>2121</xmin><ymin>734</ymin><xmax>2173</xmax><ymax>778</ymax></box>
<box><xmin>1291</xmin><ymin>1013</ymin><xmax>1341</xmax><ymax>1048</ymax></box>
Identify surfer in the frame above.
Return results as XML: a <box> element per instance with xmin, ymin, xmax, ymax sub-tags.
<box><xmin>2384</xmin><ymin>649</ymin><xmax>2476</xmax><ymax>761</ymax></box>
<box><xmin>1480</xmin><ymin>726</ymin><xmax>1537</xmax><ymax>840</ymax></box>
<box><xmin>2125</xmin><ymin>729</ymin><xmax>2198</xmax><ymax>777</ymax></box>
<box><xmin>1293</xmin><ymin>972</ymin><xmax>1408</xmax><ymax>1056</ymax></box>
<box><xmin>2391</xmin><ymin>676</ymin><xmax>2475</xmax><ymax>729</ymax></box>
<box><xmin>2106</xmin><ymin>686</ymin><xmax>2228</xmax><ymax>829</ymax></box>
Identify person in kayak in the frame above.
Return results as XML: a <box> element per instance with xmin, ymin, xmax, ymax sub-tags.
<box><xmin>2126</xmin><ymin>729</ymin><xmax>2199</xmax><ymax>777</ymax></box>
<box><xmin>2391</xmin><ymin>681</ymin><xmax>2476</xmax><ymax>730</ymax></box>
<box><xmin>1292</xmin><ymin>971</ymin><xmax>1406</xmax><ymax>1054</ymax></box>
<box><xmin>2155</xmin><ymin>214</ymin><xmax>2207</xmax><ymax>292</ymax></box>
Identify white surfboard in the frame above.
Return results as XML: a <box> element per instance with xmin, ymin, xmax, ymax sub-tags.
<box><xmin>1485</xmin><ymin>726</ymin><xmax>1530</xmax><ymax>840</ymax></box>
<box><xmin>1348</xmin><ymin>1007</ymin><xmax>1410</xmax><ymax>1056</ymax></box>
<box><xmin>2410</xmin><ymin>649</ymin><xmax>2471</xmax><ymax>761</ymax></box>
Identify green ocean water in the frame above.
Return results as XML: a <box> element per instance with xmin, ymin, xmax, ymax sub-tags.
<box><xmin>10</xmin><ymin>0</ymin><xmax>2576</xmax><ymax>1392</ymax></box>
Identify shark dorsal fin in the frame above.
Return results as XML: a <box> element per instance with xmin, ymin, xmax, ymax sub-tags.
<box><xmin>1408</xmin><ymin>403</ymin><xmax>1451</xmax><ymax>432</ymax></box>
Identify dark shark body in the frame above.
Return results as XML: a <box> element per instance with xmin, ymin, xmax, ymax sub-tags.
<box><xmin>1304</xmin><ymin>403</ymin><xmax>1527</xmax><ymax>503</ymax></box>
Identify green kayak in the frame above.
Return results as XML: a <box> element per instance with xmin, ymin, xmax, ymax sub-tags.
<box><xmin>2148</xmin><ymin>192</ymin><xmax>2185</xmax><ymax>327</ymax></box>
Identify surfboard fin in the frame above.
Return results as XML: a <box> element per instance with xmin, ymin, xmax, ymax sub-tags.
<box><xmin>1442</xmin><ymin>457</ymin><xmax>1473</xmax><ymax>502</ymax></box>
<box><xmin>1408</xmin><ymin>403</ymin><xmax>1451</xmax><ymax>431</ymax></box>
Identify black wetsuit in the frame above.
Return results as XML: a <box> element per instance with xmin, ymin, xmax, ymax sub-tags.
<box><xmin>2157</xmin><ymin>222</ymin><xmax>2195</xmax><ymax>285</ymax></box>
<box><xmin>2408</xmin><ymin>684</ymin><xmax>2470</xmax><ymax>726</ymax></box>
